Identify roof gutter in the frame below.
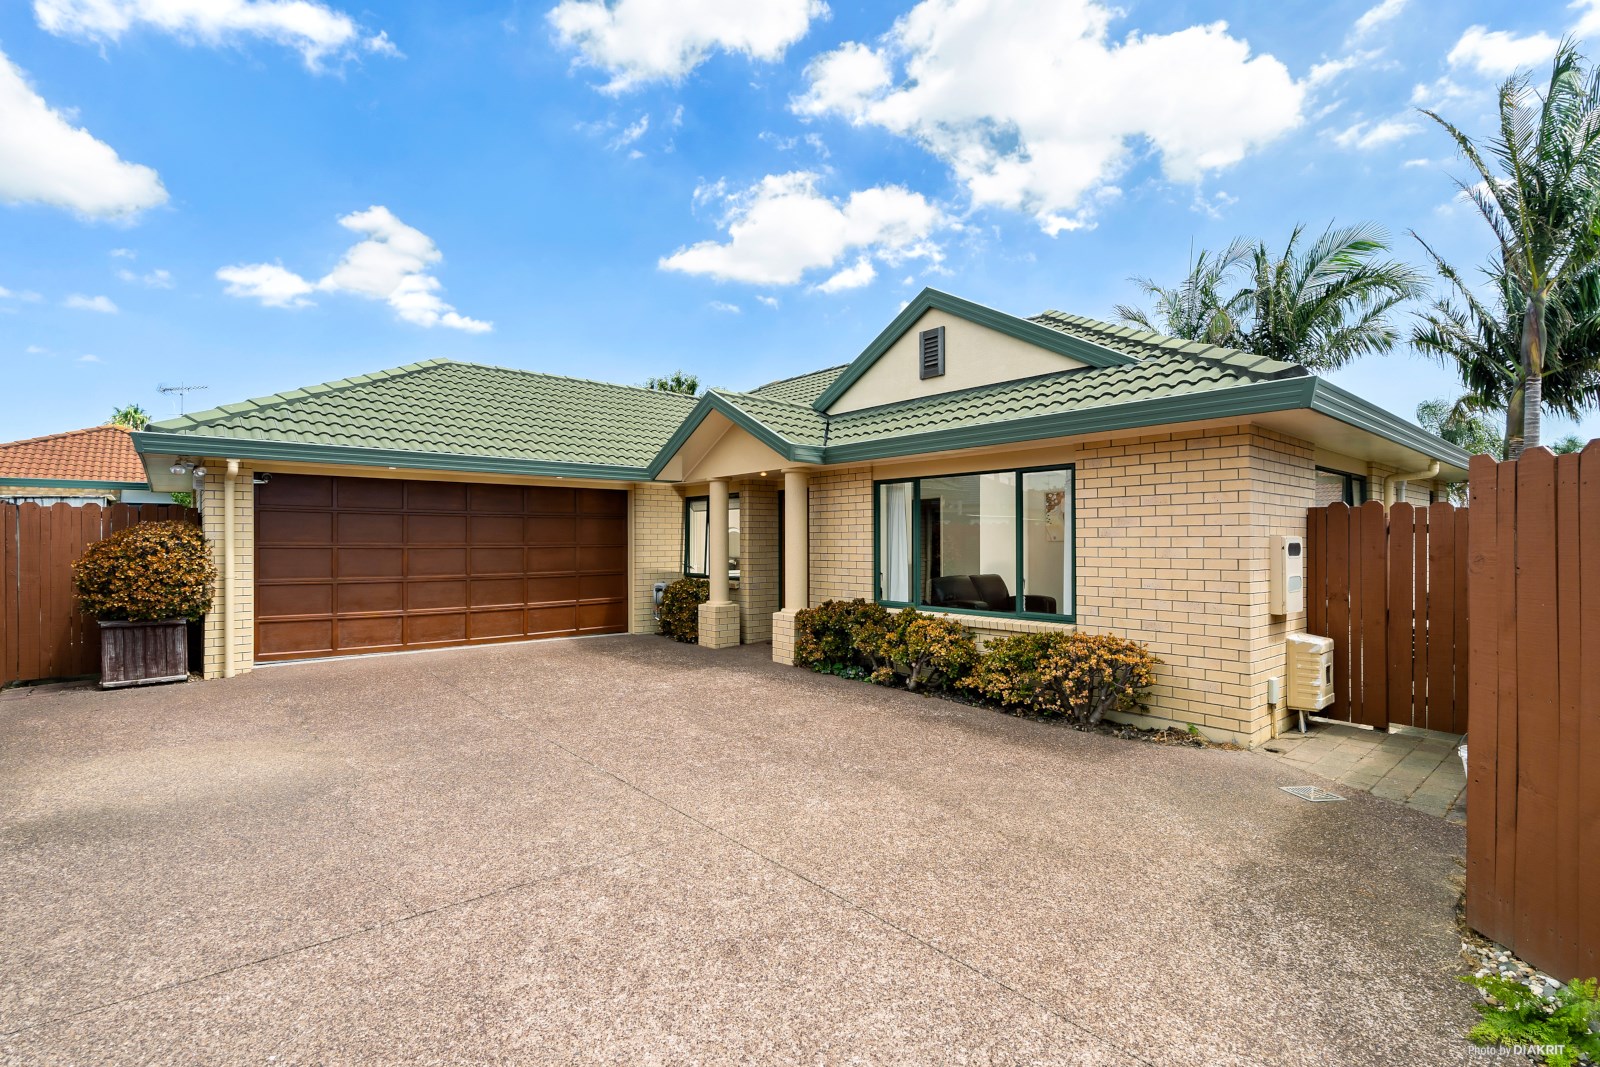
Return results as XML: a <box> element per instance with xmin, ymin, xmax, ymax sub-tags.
<box><xmin>130</xmin><ymin>431</ymin><xmax>655</xmax><ymax>483</ymax></box>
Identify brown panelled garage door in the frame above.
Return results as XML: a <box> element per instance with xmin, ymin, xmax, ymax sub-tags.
<box><xmin>254</xmin><ymin>474</ymin><xmax>628</xmax><ymax>661</ymax></box>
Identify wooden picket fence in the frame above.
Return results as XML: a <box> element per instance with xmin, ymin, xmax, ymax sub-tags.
<box><xmin>0</xmin><ymin>501</ymin><xmax>198</xmax><ymax>687</ymax></box>
<box><xmin>1305</xmin><ymin>500</ymin><xmax>1469</xmax><ymax>733</ymax></box>
<box><xmin>1466</xmin><ymin>449</ymin><xmax>1599</xmax><ymax>982</ymax></box>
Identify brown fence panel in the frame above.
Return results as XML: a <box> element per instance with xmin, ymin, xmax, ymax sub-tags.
<box><xmin>0</xmin><ymin>504</ymin><xmax>14</xmax><ymax>685</ymax></box>
<box><xmin>1307</xmin><ymin>498</ymin><xmax>1466</xmax><ymax>732</ymax></box>
<box><xmin>1386</xmin><ymin>503</ymin><xmax>1414</xmax><ymax>726</ymax></box>
<box><xmin>0</xmin><ymin>501</ymin><xmax>198</xmax><ymax>687</ymax></box>
<box><xmin>1581</xmin><ymin>450</ymin><xmax>1600</xmax><ymax>980</ymax></box>
<box><xmin>1466</xmin><ymin>446</ymin><xmax>1600</xmax><ymax>982</ymax></box>
<box><xmin>1325</xmin><ymin>503</ymin><xmax>1352</xmax><ymax>720</ymax></box>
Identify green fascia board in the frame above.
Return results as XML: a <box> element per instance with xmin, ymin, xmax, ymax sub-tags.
<box><xmin>1306</xmin><ymin>380</ymin><xmax>1473</xmax><ymax>472</ymax></box>
<box><xmin>819</xmin><ymin>377</ymin><xmax>1318</xmax><ymax>464</ymax></box>
<box><xmin>0</xmin><ymin>476</ymin><xmax>150</xmax><ymax>490</ymax></box>
<box><xmin>644</xmin><ymin>393</ymin><xmax>822</xmax><ymax>478</ymax></box>
<box><xmin>818</xmin><ymin>375</ymin><xmax>1473</xmax><ymax>470</ymax></box>
<box><xmin>810</xmin><ymin>287</ymin><xmax>1139</xmax><ymax>412</ymax></box>
<box><xmin>130</xmin><ymin>431</ymin><xmax>653</xmax><ymax>482</ymax></box>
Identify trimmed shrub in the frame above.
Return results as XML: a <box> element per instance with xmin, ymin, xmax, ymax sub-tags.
<box><xmin>658</xmin><ymin>578</ymin><xmax>709</xmax><ymax>642</ymax></box>
<box><xmin>73</xmin><ymin>521</ymin><xmax>215</xmax><ymax>622</ymax></box>
<box><xmin>854</xmin><ymin>607</ymin><xmax>977</xmax><ymax>691</ymax></box>
<box><xmin>962</xmin><ymin>630</ymin><xmax>1160</xmax><ymax>724</ymax></box>
<box><xmin>792</xmin><ymin>599</ymin><xmax>890</xmax><ymax>670</ymax></box>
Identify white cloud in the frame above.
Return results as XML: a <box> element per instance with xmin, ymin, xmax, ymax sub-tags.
<box><xmin>217</xmin><ymin>262</ymin><xmax>314</xmax><ymax>307</ymax></box>
<box><xmin>610</xmin><ymin>114</ymin><xmax>649</xmax><ymax>150</ymax></box>
<box><xmin>1447</xmin><ymin>26</ymin><xmax>1559</xmax><ymax>78</ymax></box>
<box><xmin>76</xmin><ymin>353</ymin><xmax>103</xmax><ymax>363</ymax></box>
<box><xmin>34</xmin><ymin>0</ymin><xmax>397</xmax><ymax>71</ymax></box>
<box><xmin>218</xmin><ymin>206</ymin><xmax>491</xmax><ymax>332</ymax></box>
<box><xmin>1410</xmin><ymin>76</ymin><xmax>1480</xmax><ymax>110</ymax></box>
<box><xmin>118</xmin><ymin>266</ymin><xmax>173</xmax><ymax>288</ymax></box>
<box><xmin>1332</xmin><ymin>117</ymin><xmax>1419</xmax><ymax>150</ymax></box>
<box><xmin>0</xmin><ymin>47</ymin><xmax>167</xmax><ymax>219</ymax></box>
<box><xmin>1350</xmin><ymin>0</ymin><xmax>1406</xmax><ymax>40</ymax></box>
<box><xmin>549</xmin><ymin>0</ymin><xmax>828</xmax><ymax>93</ymax></box>
<box><xmin>0</xmin><ymin>285</ymin><xmax>43</xmax><ymax>301</ymax></box>
<box><xmin>708</xmin><ymin>300</ymin><xmax>741</xmax><ymax>313</ymax></box>
<box><xmin>1190</xmin><ymin>189</ymin><xmax>1238</xmax><ymax>219</ymax></box>
<box><xmin>64</xmin><ymin>293</ymin><xmax>118</xmax><ymax>313</ymax></box>
<box><xmin>814</xmin><ymin>257</ymin><xmax>875</xmax><ymax>292</ymax></box>
<box><xmin>1307</xmin><ymin>53</ymin><xmax>1365</xmax><ymax>87</ymax></box>
<box><xmin>756</xmin><ymin>294</ymin><xmax>779</xmax><ymax>308</ymax></box>
<box><xmin>109</xmin><ymin>247</ymin><xmax>135</xmax><ymax>258</ymax></box>
<box><xmin>792</xmin><ymin>0</ymin><xmax>1302</xmax><ymax>235</ymax></box>
<box><xmin>659</xmin><ymin>172</ymin><xmax>942</xmax><ymax>286</ymax></box>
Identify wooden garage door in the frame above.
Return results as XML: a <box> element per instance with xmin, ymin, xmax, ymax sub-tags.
<box><xmin>254</xmin><ymin>474</ymin><xmax>628</xmax><ymax>661</ymax></box>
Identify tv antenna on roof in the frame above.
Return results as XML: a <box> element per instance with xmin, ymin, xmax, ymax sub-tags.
<box><xmin>158</xmin><ymin>383</ymin><xmax>208</xmax><ymax>414</ymax></box>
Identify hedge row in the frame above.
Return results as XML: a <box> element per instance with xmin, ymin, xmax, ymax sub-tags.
<box><xmin>791</xmin><ymin>598</ymin><xmax>1160</xmax><ymax>725</ymax></box>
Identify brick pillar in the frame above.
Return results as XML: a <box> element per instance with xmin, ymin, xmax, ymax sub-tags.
<box><xmin>772</xmin><ymin>469</ymin><xmax>810</xmax><ymax>665</ymax></box>
<box><xmin>699</xmin><ymin>479</ymin><xmax>740</xmax><ymax>649</ymax></box>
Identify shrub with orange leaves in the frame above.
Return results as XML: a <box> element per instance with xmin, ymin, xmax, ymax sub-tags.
<box><xmin>73</xmin><ymin>521</ymin><xmax>215</xmax><ymax>622</ymax></box>
<box><xmin>961</xmin><ymin>630</ymin><xmax>1160</xmax><ymax>724</ymax></box>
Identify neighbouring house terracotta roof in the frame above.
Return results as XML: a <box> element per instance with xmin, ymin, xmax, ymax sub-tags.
<box><xmin>0</xmin><ymin>425</ymin><xmax>149</xmax><ymax>486</ymax></box>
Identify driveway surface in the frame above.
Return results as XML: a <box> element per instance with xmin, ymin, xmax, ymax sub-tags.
<box><xmin>2</xmin><ymin>636</ymin><xmax>1476</xmax><ymax>1065</ymax></box>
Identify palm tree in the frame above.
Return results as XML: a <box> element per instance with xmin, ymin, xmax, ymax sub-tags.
<box><xmin>1411</xmin><ymin>244</ymin><xmax>1600</xmax><ymax>454</ymax></box>
<box><xmin>1114</xmin><ymin>239</ymin><xmax>1252</xmax><ymax>348</ymax></box>
<box><xmin>1419</xmin><ymin>39</ymin><xmax>1600</xmax><ymax>456</ymax></box>
<box><xmin>644</xmin><ymin>371</ymin><xmax>701</xmax><ymax>395</ymax></box>
<box><xmin>108</xmin><ymin>404</ymin><xmax>151</xmax><ymax>429</ymax></box>
<box><xmin>1240</xmin><ymin>224</ymin><xmax>1427</xmax><ymax>371</ymax></box>
<box><xmin>1116</xmin><ymin>224</ymin><xmax>1426</xmax><ymax>372</ymax></box>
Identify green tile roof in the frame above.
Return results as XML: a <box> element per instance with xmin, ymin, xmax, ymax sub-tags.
<box><xmin>133</xmin><ymin>300</ymin><xmax>1470</xmax><ymax>480</ymax></box>
<box><xmin>748</xmin><ymin>365</ymin><xmax>847</xmax><ymax>406</ymax></box>
<box><xmin>1029</xmin><ymin>312</ymin><xmax>1304</xmax><ymax>379</ymax></box>
<box><xmin>825</xmin><ymin>347</ymin><xmax>1261</xmax><ymax>446</ymax></box>
<box><xmin>139</xmin><ymin>359</ymin><xmax>699</xmax><ymax>477</ymax></box>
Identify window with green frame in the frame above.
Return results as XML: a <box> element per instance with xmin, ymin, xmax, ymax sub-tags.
<box><xmin>874</xmin><ymin>465</ymin><xmax>1074</xmax><ymax>620</ymax></box>
<box><xmin>1314</xmin><ymin>467</ymin><xmax>1368</xmax><ymax>506</ymax></box>
<box><xmin>683</xmin><ymin>494</ymin><xmax>741</xmax><ymax>579</ymax></box>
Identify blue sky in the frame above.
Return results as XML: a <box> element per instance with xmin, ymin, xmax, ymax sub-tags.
<box><xmin>0</xmin><ymin>0</ymin><xmax>1593</xmax><ymax>444</ymax></box>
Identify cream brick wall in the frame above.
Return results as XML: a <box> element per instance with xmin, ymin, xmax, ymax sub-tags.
<box><xmin>772</xmin><ymin>426</ymin><xmax>1323</xmax><ymax>746</ymax></box>
<box><xmin>630</xmin><ymin>482</ymin><xmax>684</xmax><ymax>635</ymax></box>
<box><xmin>735</xmin><ymin>479</ymin><xmax>780</xmax><ymax>643</ymax></box>
<box><xmin>198</xmin><ymin>460</ymin><xmax>255</xmax><ymax>679</ymax></box>
<box><xmin>807</xmin><ymin>465</ymin><xmax>874</xmax><ymax>603</ymax></box>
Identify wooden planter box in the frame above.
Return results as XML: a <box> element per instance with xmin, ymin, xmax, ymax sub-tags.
<box><xmin>99</xmin><ymin>619</ymin><xmax>190</xmax><ymax>689</ymax></box>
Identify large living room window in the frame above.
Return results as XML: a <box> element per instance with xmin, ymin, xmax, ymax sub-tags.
<box><xmin>875</xmin><ymin>465</ymin><xmax>1074</xmax><ymax>620</ymax></box>
<box><xmin>684</xmin><ymin>494</ymin><xmax>740</xmax><ymax>579</ymax></box>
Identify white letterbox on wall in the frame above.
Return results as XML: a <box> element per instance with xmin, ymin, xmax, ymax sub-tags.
<box><xmin>1269</xmin><ymin>535</ymin><xmax>1305</xmax><ymax>616</ymax></box>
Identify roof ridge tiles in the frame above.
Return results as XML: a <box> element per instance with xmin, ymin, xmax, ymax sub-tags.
<box><xmin>160</xmin><ymin>359</ymin><xmax>453</xmax><ymax>430</ymax></box>
<box><xmin>0</xmin><ymin>423</ymin><xmax>132</xmax><ymax>451</ymax></box>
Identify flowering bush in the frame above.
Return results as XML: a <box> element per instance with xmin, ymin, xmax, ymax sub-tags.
<box><xmin>73</xmin><ymin>521</ymin><xmax>215</xmax><ymax>622</ymax></box>
<box><xmin>962</xmin><ymin>630</ymin><xmax>1160</xmax><ymax>724</ymax></box>
<box><xmin>792</xmin><ymin>599</ymin><xmax>891</xmax><ymax>670</ymax></box>
<box><xmin>853</xmin><ymin>607</ymin><xmax>977</xmax><ymax>691</ymax></box>
<box><xmin>659</xmin><ymin>578</ymin><xmax>709</xmax><ymax>642</ymax></box>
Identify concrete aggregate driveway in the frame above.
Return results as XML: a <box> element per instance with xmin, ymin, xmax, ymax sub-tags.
<box><xmin>1</xmin><ymin>636</ymin><xmax>1477</xmax><ymax>1065</ymax></box>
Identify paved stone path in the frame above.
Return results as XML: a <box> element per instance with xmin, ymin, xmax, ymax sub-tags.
<box><xmin>1259</xmin><ymin>720</ymin><xmax>1467</xmax><ymax>823</ymax></box>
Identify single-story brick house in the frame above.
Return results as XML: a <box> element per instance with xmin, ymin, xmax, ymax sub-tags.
<box><xmin>132</xmin><ymin>288</ymin><xmax>1469</xmax><ymax>745</ymax></box>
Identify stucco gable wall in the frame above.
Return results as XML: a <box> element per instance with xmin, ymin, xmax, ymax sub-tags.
<box><xmin>826</xmin><ymin>310</ymin><xmax>1087</xmax><ymax>415</ymax></box>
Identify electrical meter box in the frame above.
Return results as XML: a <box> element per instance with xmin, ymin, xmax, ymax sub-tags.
<box><xmin>1285</xmin><ymin>633</ymin><xmax>1335</xmax><ymax>711</ymax></box>
<box><xmin>1270</xmin><ymin>535</ymin><xmax>1305</xmax><ymax>616</ymax></box>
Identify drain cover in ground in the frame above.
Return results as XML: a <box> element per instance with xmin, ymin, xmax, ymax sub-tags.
<box><xmin>1280</xmin><ymin>785</ymin><xmax>1345</xmax><ymax>803</ymax></box>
